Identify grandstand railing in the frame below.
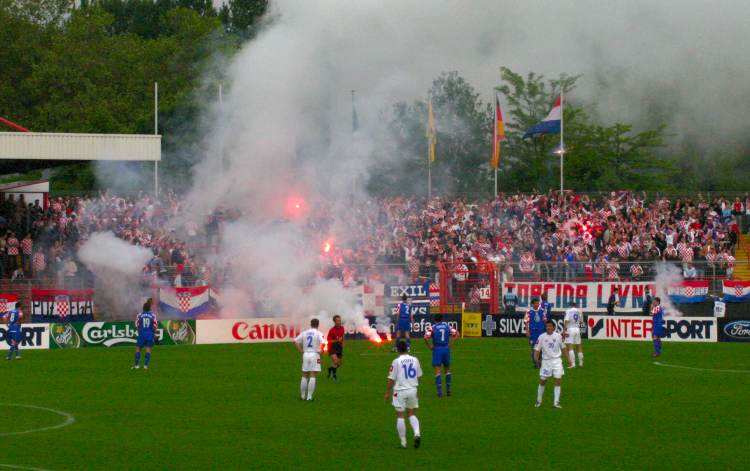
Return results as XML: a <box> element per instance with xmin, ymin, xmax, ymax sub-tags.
<box><xmin>3</xmin><ymin>260</ymin><xmax>744</xmax><ymax>317</ymax></box>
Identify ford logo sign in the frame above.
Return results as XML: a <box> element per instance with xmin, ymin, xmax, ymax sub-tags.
<box><xmin>724</xmin><ymin>320</ymin><xmax>750</xmax><ymax>339</ymax></box>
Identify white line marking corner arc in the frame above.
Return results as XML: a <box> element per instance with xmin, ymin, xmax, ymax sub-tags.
<box><xmin>0</xmin><ymin>403</ymin><xmax>75</xmax><ymax>436</ymax></box>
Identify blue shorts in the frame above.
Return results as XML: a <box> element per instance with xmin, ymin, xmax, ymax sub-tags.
<box><xmin>396</xmin><ymin>320</ymin><xmax>411</xmax><ymax>333</ymax></box>
<box><xmin>137</xmin><ymin>336</ymin><xmax>154</xmax><ymax>348</ymax></box>
<box><xmin>529</xmin><ymin>335</ymin><xmax>541</xmax><ymax>348</ymax></box>
<box><xmin>7</xmin><ymin>328</ymin><xmax>21</xmax><ymax>344</ymax></box>
<box><xmin>432</xmin><ymin>346</ymin><xmax>450</xmax><ymax>367</ymax></box>
<box><xmin>653</xmin><ymin>327</ymin><xmax>665</xmax><ymax>338</ymax></box>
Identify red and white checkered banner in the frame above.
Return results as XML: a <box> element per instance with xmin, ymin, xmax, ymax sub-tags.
<box><xmin>722</xmin><ymin>280</ymin><xmax>750</xmax><ymax>302</ymax></box>
<box><xmin>0</xmin><ymin>293</ymin><xmax>19</xmax><ymax>313</ymax></box>
<box><xmin>159</xmin><ymin>286</ymin><xmax>212</xmax><ymax>319</ymax></box>
<box><xmin>666</xmin><ymin>280</ymin><xmax>709</xmax><ymax>304</ymax></box>
<box><xmin>31</xmin><ymin>289</ymin><xmax>94</xmax><ymax>322</ymax></box>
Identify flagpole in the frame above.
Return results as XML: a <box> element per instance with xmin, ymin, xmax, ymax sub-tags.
<box><xmin>427</xmin><ymin>93</ymin><xmax>433</xmax><ymax>200</ymax></box>
<box><xmin>560</xmin><ymin>88</ymin><xmax>564</xmax><ymax>193</ymax></box>
<box><xmin>428</xmin><ymin>159</ymin><xmax>432</xmax><ymax>199</ymax></box>
<box><xmin>351</xmin><ymin>89</ymin><xmax>356</xmax><ymax>196</ymax></box>
<box><xmin>154</xmin><ymin>81</ymin><xmax>159</xmax><ymax>197</ymax></box>
<box><xmin>494</xmin><ymin>168</ymin><xmax>498</xmax><ymax>198</ymax></box>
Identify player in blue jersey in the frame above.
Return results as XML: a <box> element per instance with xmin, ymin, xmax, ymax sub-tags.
<box><xmin>393</xmin><ymin>294</ymin><xmax>413</xmax><ymax>352</ymax></box>
<box><xmin>524</xmin><ymin>298</ymin><xmax>547</xmax><ymax>368</ymax></box>
<box><xmin>650</xmin><ymin>297</ymin><xmax>665</xmax><ymax>357</ymax></box>
<box><xmin>133</xmin><ymin>301</ymin><xmax>157</xmax><ymax>369</ymax></box>
<box><xmin>540</xmin><ymin>293</ymin><xmax>553</xmax><ymax>319</ymax></box>
<box><xmin>424</xmin><ymin>314</ymin><xmax>458</xmax><ymax>397</ymax></box>
<box><xmin>3</xmin><ymin>302</ymin><xmax>23</xmax><ymax>360</ymax></box>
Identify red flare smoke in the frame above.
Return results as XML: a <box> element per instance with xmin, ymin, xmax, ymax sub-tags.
<box><xmin>357</xmin><ymin>323</ymin><xmax>382</xmax><ymax>344</ymax></box>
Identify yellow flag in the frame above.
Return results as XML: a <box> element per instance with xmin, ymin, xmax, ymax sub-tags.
<box><xmin>490</xmin><ymin>94</ymin><xmax>506</xmax><ymax>169</ymax></box>
<box><xmin>426</xmin><ymin>97</ymin><xmax>437</xmax><ymax>162</ymax></box>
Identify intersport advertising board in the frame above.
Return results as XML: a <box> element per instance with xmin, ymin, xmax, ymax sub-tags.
<box><xmin>0</xmin><ymin>323</ymin><xmax>50</xmax><ymax>349</ymax></box>
<box><xmin>587</xmin><ymin>316</ymin><xmax>717</xmax><ymax>342</ymax></box>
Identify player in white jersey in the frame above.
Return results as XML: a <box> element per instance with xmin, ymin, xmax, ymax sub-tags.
<box><xmin>295</xmin><ymin>318</ymin><xmax>326</xmax><ymax>401</ymax></box>
<box><xmin>384</xmin><ymin>340</ymin><xmax>423</xmax><ymax>449</ymax></box>
<box><xmin>534</xmin><ymin>320</ymin><xmax>568</xmax><ymax>409</ymax></box>
<box><xmin>563</xmin><ymin>301</ymin><xmax>584</xmax><ymax>368</ymax></box>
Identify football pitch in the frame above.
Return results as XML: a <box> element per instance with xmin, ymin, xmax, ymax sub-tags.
<box><xmin>1</xmin><ymin>339</ymin><xmax>748</xmax><ymax>470</ymax></box>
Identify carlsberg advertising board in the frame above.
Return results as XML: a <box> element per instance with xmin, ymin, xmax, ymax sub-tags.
<box><xmin>49</xmin><ymin>320</ymin><xmax>196</xmax><ymax>348</ymax></box>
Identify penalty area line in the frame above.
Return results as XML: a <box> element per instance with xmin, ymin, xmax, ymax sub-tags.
<box><xmin>0</xmin><ymin>404</ymin><xmax>76</xmax><ymax>437</ymax></box>
<box><xmin>653</xmin><ymin>361</ymin><xmax>750</xmax><ymax>374</ymax></box>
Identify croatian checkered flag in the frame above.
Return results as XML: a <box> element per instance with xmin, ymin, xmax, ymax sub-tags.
<box><xmin>55</xmin><ymin>295</ymin><xmax>70</xmax><ymax>318</ymax></box>
<box><xmin>177</xmin><ymin>291</ymin><xmax>193</xmax><ymax>313</ymax></box>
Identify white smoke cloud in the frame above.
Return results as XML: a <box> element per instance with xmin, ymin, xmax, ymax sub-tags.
<box><xmin>78</xmin><ymin>232</ymin><xmax>153</xmax><ymax>319</ymax></box>
<box><xmin>78</xmin><ymin>232</ymin><xmax>153</xmax><ymax>276</ymax></box>
<box><xmin>204</xmin><ymin>0</ymin><xmax>750</xmax><ymax>150</ymax></box>
<box><xmin>654</xmin><ymin>263</ymin><xmax>684</xmax><ymax>317</ymax></box>
<box><xmin>177</xmin><ymin>0</ymin><xmax>750</xmax><ymax>324</ymax></box>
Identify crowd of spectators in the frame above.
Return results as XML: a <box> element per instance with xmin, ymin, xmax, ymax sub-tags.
<box><xmin>0</xmin><ymin>191</ymin><xmax>217</xmax><ymax>287</ymax></box>
<box><xmin>323</xmin><ymin>191</ymin><xmax>746</xmax><ymax>283</ymax></box>
<box><xmin>0</xmin><ymin>190</ymin><xmax>746</xmax><ymax>287</ymax></box>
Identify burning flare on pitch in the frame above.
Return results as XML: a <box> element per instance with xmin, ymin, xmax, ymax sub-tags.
<box><xmin>357</xmin><ymin>322</ymin><xmax>382</xmax><ymax>344</ymax></box>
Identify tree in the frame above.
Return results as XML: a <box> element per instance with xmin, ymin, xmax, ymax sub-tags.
<box><xmin>496</xmin><ymin>67</ymin><xmax>675</xmax><ymax>191</ymax></box>
<box><xmin>222</xmin><ymin>0</ymin><xmax>267</xmax><ymax>38</ymax></box>
<box><xmin>371</xmin><ymin>71</ymin><xmax>492</xmax><ymax>197</ymax></box>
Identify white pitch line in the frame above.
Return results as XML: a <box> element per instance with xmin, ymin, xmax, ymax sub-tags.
<box><xmin>0</xmin><ymin>404</ymin><xmax>75</xmax><ymax>436</ymax></box>
<box><xmin>0</xmin><ymin>465</ymin><xmax>53</xmax><ymax>471</ymax></box>
<box><xmin>653</xmin><ymin>361</ymin><xmax>750</xmax><ymax>374</ymax></box>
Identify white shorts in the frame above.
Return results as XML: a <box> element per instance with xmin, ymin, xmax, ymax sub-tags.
<box><xmin>302</xmin><ymin>352</ymin><xmax>321</xmax><ymax>372</ymax></box>
<box><xmin>392</xmin><ymin>388</ymin><xmax>419</xmax><ymax>411</ymax></box>
<box><xmin>540</xmin><ymin>358</ymin><xmax>564</xmax><ymax>379</ymax></box>
<box><xmin>565</xmin><ymin>328</ymin><xmax>582</xmax><ymax>345</ymax></box>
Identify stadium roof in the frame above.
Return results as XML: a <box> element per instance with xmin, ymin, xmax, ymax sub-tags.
<box><xmin>0</xmin><ymin>132</ymin><xmax>161</xmax><ymax>161</ymax></box>
<box><xmin>0</xmin><ymin>179</ymin><xmax>49</xmax><ymax>192</ymax></box>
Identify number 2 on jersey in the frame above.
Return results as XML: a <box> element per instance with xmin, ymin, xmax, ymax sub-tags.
<box><xmin>306</xmin><ymin>335</ymin><xmax>313</xmax><ymax>348</ymax></box>
<box><xmin>401</xmin><ymin>363</ymin><xmax>417</xmax><ymax>378</ymax></box>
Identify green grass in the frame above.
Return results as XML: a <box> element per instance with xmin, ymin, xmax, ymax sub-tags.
<box><xmin>1</xmin><ymin>339</ymin><xmax>749</xmax><ymax>470</ymax></box>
